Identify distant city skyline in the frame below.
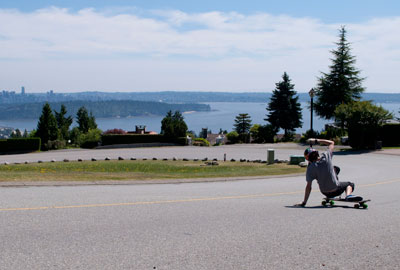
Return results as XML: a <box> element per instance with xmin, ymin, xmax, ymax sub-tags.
<box><xmin>0</xmin><ymin>1</ymin><xmax>399</xmax><ymax>93</ymax></box>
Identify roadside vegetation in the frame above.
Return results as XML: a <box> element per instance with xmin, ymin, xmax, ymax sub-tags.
<box><xmin>0</xmin><ymin>160</ymin><xmax>305</xmax><ymax>182</ymax></box>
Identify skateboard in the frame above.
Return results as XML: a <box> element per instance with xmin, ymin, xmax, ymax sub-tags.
<box><xmin>321</xmin><ymin>197</ymin><xmax>371</xmax><ymax>209</ymax></box>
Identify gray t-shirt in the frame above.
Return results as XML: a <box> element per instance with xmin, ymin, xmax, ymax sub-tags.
<box><xmin>306</xmin><ymin>150</ymin><xmax>339</xmax><ymax>193</ymax></box>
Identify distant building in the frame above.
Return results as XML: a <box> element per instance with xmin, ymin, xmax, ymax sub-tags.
<box><xmin>128</xmin><ymin>125</ymin><xmax>158</xmax><ymax>135</ymax></box>
<box><xmin>21</xmin><ymin>86</ymin><xmax>25</xmax><ymax>95</ymax></box>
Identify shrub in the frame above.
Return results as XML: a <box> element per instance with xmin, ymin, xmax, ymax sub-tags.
<box><xmin>335</xmin><ymin>101</ymin><xmax>392</xmax><ymax>149</ymax></box>
<box><xmin>103</xmin><ymin>128</ymin><xmax>127</xmax><ymax>135</ymax></box>
<box><xmin>45</xmin><ymin>140</ymin><xmax>66</xmax><ymax>150</ymax></box>
<box><xmin>380</xmin><ymin>124</ymin><xmax>400</xmax><ymax>146</ymax></box>
<box><xmin>79</xmin><ymin>128</ymin><xmax>102</xmax><ymax>149</ymax></box>
<box><xmin>193</xmin><ymin>138</ymin><xmax>210</xmax><ymax>146</ymax></box>
<box><xmin>226</xmin><ymin>131</ymin><xmax>239</xmax><ymax>144</ymax></box>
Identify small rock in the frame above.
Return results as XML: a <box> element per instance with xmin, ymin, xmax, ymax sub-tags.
<box><xmin>193</xmin><ymin>158</ymin><xmax>199</xmax><ymax>161</ymax></box>
<box><xmin>51</xmin><ymin>159</ymin><xmax>56</xmax><ymax>163</ymax></box>
<box><xmin>152</xmin><ymin>158</ymin><xmax>157</xmax><ymax>160</ymax></box>
<box><xmin>91</xmin><ymin>158</ymin><xmax>97</xmax><ymax>161</ymax></box>
<box><xmin>230</xmin><ymin>159</ymin><xmax>236</xmax><ymax>162</ymax></box>
<box><xmin>78</xmin><ymin>158</ymin><xmax>83</xmax><ymax>162</ymax></box>
<box><xmin>202</xmin><ymin>158</ymin><xmax>208</xmax><ymax>161</ymax></box>
<box><xmin>63</xmin><ymin>159</ymin><xmax>69</xmax><ymax>162</ymax></box>
<box><xmin>163</xmin><ymin>158</ymin><xmax>168</xmax><ymax>161</ymax></box>
<box><xmin>105</xmin><ymin>157</ymin><xmax>111</xmax><ymax>161</ymax></box>
<box><xmin>118</xmin><ymin>157</ymin><xmax>124</xmax><ymax>160</ymax></box>
<box><xmin>183</xmin><ymin>158</ymin><xmax>189</xmax><ymax>161</ymax></box>
<box><xmin>130</xmin><ymin>157</ymin><xmax>136</xmax><ymax>160</ymax></box>
<box><xmin>38</xmin><ymin>160</ymin><xmax>43</xmax><ymax>163</ymax></box>
<box><xmin>173</xmin><ymin>157</ymin><xmax>177</xmax><ymax>161</ymax></box>
<box><xmin>4</xmin><ymin>162</ymin><xmax>9</xmax><ymax>165</ymax></box>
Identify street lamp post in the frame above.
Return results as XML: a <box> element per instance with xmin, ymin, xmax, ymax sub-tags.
<box><xmin>309</xmin><ymin>88</ymin><xmax>315</xmax><ymax>137</ymax></box>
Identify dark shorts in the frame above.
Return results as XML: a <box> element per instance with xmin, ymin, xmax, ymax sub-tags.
<box><xmin>322</xmin><ymin>181</ymin><xmax>355</xmax><ymax>198</ymax></box>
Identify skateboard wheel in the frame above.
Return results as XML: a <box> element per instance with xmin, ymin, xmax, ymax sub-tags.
<box><xmin>354</xmin><ymin>204</ymin><xmax>360</xmax><ymax>209</ymax></box>
<box><xmin>321</xmin><ymin>201</ymin><xmax>327</xmax><ymax>206</ymax></box>
<box><xmin>329</xmin><ymin>201</ymin><xmax>335</xmax><ymax>206</ymax></box>
<box><xmin>362</xmin><ymin>204</ymin><xmax>368</xmax><ymax>209</ymax></box>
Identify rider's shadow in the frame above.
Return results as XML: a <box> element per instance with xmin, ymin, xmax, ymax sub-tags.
<box><xmin>285</xmin><ymin>205</ymin><xmax>360</xmax><ymax>209</ymax></box>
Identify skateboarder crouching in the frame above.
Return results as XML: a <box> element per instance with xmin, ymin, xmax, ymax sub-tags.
<box><xmin>297</xmin><ymin>138</ymin><xmax>362</xmax><ymax>207</ymax></box>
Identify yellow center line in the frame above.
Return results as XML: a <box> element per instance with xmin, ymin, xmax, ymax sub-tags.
<box><xmin>1</xmin><ymin>179</ymin><xmax>400</xmax><ymax>212</ymax></box>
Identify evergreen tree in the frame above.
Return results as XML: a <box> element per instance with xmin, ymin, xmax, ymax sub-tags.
<box><xmin>172</xmin><ymin>111</ymin><xmax>188</xmax><ymax>137</ymax></box>
<box><xmin>36</xmin><ymin>103</ymin><xmax>58</xmax><ymax>145</ymax></box>
<box><xmin>266</xmin><ymin>72</ymin><xmax>302</xmax><ymax>139</ymax></box>
<box><xmin>160</xmin><ymin>110</ymin><xmax>188</xmax><ymax>138</ymax></box>
<box><xmin>314</xmin><ymin>26</ymin><xmax>365</xmax><ymax>120</ymax></box>
<box><xmin>55</xmin><ymin>104</ymin><xmax>73</xmax><ymax>140</ymax></box>
<box><xmin>10</xmin><ymin>129</ymin><xmax>22</xmax><ymax>138</ymax></box>
<box><xmin>76</xmin><ymin>106</ymin><xmax>97</xmax><ymax>133</ymax></box>
<box><xmin>234</xmin><ymin>113</ymin><xmax>252</xmax><ymax>142</ymax></box>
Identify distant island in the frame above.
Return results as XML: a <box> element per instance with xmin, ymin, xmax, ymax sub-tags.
<box><xmin>0</xmin><ymin>100</ymin><xmax>211</xmax><ymax>120</ymax></box>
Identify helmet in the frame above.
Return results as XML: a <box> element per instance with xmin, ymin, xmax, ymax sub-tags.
<box><xmin>304</xmin><ymin>148</ymin><xmax>319</xmax><ymax>162</ymax></box>
<box><xmin>304</xmin><ymin>148</ymin><xmax>315</xmax><ymax>156</ymax></box>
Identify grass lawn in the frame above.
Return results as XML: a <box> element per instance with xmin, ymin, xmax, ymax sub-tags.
<box><xmin>0</xmin><ymin>160</ymin><xmax>305</xmax><ymax>182</ymax></box>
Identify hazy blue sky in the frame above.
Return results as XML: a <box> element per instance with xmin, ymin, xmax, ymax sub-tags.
<box><xmin>1</xmin><ymin>1</ymin><xmax>399</xmax><ymax>93</ymax></box>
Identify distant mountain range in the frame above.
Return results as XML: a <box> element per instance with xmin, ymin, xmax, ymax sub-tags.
<box><xmin>1</xmin><ymin>90</ymin><xmax>400</xmax><ymax>104</ymax></box>
<box><xmin>0</xmin><ymin>91</ymin><xmax>398</xmax><ymax>120</ymax></box>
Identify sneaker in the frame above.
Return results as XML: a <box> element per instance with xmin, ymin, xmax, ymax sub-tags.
<box><xmin>345</xmin><ymin>195</ymin><xmax>363</xmax><ymax>202</ymax></box>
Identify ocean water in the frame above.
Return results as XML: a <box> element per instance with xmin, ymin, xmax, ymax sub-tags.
<box><xmin>1</xmin><ymin>102</ymin><xmax>399</xmax><ymax>135</ymax></box>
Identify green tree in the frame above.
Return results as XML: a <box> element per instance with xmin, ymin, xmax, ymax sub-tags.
<box><xmin>335</xmin><ymin>101</ymin><xmax>392</xmax><ymax>149</ymax></box>
<box><xmin>172</xmin><ymin>111</ymin><xmax>188</xmax><ymax>137</ymax></box>
<box><xmin>76</xmin><ymin>106</ymin><xmax>97</xmax><ymax>133</ymax></box>
<box><xmin>314</xmin><ymin>26</ymin><xmax>365</xmax><ymax>120</ymax></box>
<box><xmin>234</xmin><ymin>113</ymin><xmax>252</xmax><ymax>142</ymax></box>
<box><xmin>55</xmin><ymin>104</ymin><xmax>73</xmax><ymax>140</ymax></box>
<box><xmin>36</xmin><ymin>103</ymin><xmax>58</xmax><ymax>147</ymax></box>
<box><xmin>10</xmin><ymin>129</ymin><xmax>22</xmax><ymax>138</ymax></box>
<box><xmin>266</xmin><ymin>72</ymin><xmax>302</xmax><ymax>140</ymax></box>
<box><xmin>251</xmin><ymin>124</ymin><xmax>276</xmax><ymax>143</ymax></box>
<box><xmin>160</xmin><ymin>110</ymin><xmax>188</xmax><ymax>138</ymax></box>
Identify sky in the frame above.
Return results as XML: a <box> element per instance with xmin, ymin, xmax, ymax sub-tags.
<box><xmin>0</xmin><ymin>0</ymin><xmax>399</xmax><ymax>93</ymax></box>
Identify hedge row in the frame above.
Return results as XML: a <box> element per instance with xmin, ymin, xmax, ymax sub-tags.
<box><xmin>101</xmin><ymin>134</ymin><xmax>187</xmax><ymax>146</ymax></box>
<box><xmin>0</xmin><ymin>138</ymin><xmax>41</xmax><ymax>154</ymax></box>
<box><xmin>380</xmin><ymin>124</ymin><xmax>400</xmax><ymax>147</ymax></box>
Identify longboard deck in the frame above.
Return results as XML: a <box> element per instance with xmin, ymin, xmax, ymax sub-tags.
<box><xmin>322</xmin><ymin>197</ymin><xmax>371</xmax><ymax>209</ymax></box>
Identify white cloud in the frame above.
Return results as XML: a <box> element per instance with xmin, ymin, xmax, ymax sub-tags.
<box><xmin>0</xmin><ymin>7</ymin><xmax>399</xmax><ymax>92</ymax></box>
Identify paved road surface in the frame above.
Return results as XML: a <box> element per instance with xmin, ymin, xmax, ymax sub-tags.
<box><xmin>1</xmin><ymin>145</ymin><xmax>400</xmax><ymax>269</ymax></box>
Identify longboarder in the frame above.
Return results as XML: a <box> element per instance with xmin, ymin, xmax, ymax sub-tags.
<box><xmin>296</xmin><ymin>138</ymin><xmax>362</xmax><ymax>207</ymax></box>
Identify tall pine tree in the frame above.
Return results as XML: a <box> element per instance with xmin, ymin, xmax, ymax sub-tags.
<box><xmin>234</xmin><ymin>113</ymin><xmax>252</xmax><ymax>142</ymax></box>
<box><xmin>55</xmin><ymin>104</ymin><xmax>73</xmax><ymax>140</ymax></box>
<box><xmin>36</xmin><ymin>103</ymin><xmax>58</xmax><ymax>146</ymax></box>
<box><xmin>76</xmin><ymin>106</ymin><xmax>97</xmax><ymax>133</ymax></box>
<box><xmin>314</xmin><ymin>26</ymin><xmax>365</xmax><ymax>120</ymax></box>
<box><xmin>266</xmin><ymin>72</ymin><xmax>302</xmax><ymax>139</ymax></box>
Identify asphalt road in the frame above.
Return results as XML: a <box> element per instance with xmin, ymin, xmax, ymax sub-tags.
<box><xmin>1</xmin><ymin>145</ymin><xmax>400</xmax><ymax>269</ymax></box>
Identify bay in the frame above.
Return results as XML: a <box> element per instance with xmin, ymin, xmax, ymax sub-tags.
<box><xmin>1</xmin><ymin>102</ymin><xmax>399</xmax><ymax>135</ymax></box>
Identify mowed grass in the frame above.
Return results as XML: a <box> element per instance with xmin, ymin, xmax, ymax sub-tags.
<box><xmin>0</xmin><ymin>160</ymin><xmax>305</xmax><ymax>182</ymax></box>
